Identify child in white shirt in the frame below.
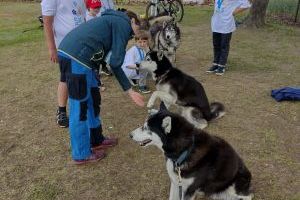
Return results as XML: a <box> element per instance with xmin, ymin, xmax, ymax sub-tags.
<box><xmin>86</xmin><ymin>0</ymin><xmax>107</xmax><ymax>92</ymax></box>
<box><xmin>41</xmin><ymin>0</ymin><xmax>86</xmax><ymax>128</ymax></box>
<box><xmin>100</xmin><ymin>0</ymin><xmax>115</xmax><ymax>15</ymax></box>
<box><xmin>86</xmin><ymin>0</ymin><xmax>102</xmax><ymax>21</ymax></box>
<box><xmin>121</xmin><ymin>32</ymin><xmax>151</xmax><ymax>94</ymax></box>
<box><xmin>206</xmin><ymin>0</ymin><xmax>251</xmax><ymax>75</ymax></box>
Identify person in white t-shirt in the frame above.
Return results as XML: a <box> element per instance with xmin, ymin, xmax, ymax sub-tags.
<box><xmin>99</xmin><ymin>0</ymin><xmax>115</xmax><ymax>15</ymax></box>
<box><xmin>41</xmin><ymin>0</ymin><xmax>86</xmax><ymax>128</ymax></box>
<box><xmin>121</xmin><ymin>31</ymin><xmax>151</xmax><ymax>94</ymax></box>
<box><xmin>206</xmin><ymin>0</ymin><xmax>251</xmax><ymax>75</ymax></box>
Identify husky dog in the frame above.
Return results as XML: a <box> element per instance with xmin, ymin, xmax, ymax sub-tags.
<box><xmin>140</xmin><ymin>51</ymin><xmax>225</xmax><ymax>129</ymax></box>
<box><xmin>149</xmin><ymin>17</ymin><xmax>181</xmax><ymax>63</ymax></box>
<box><xmin>129</xmin><ymin>104</ymin><xmax>253</xmax><ymax>200</ymax></box>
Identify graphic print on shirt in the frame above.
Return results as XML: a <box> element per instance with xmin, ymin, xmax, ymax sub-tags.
<box><xmin>216</xmin><ymin>0</ymin><xmax>233</xmax><ymax>13</ymax></box>
<box><xmin>72</xmin><ymin>1</ymin><xmax>85</xmax><ymax>26</ymax></box>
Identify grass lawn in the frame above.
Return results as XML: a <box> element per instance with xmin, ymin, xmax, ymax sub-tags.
<box><xmin>0</xmin><ymin>2</ymin><xmax>299</xmax><ymax>200</ymax></box>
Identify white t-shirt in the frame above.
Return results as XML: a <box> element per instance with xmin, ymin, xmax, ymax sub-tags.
<box><xmin>41</xmin><ymin>0</ymin><xmax>86</xmax><ymax>47</ymax></box>
<box><xmin>86</xmin><ymin>11</ymin><xmax>96</xmax><ymax>21</ymax></box>
<box><xmin>121</xmin><ymin>46</ymin><xmax>145</xmax><ymax>79</ymax></box>
<box><xmin>99</xmin><ymin>0</ymin><xmax>115</xmax><ymax>15</ymax></box>
<box><xmin>211</xmin><ymin>0</ymin><xmax>251</xmax><ymax>33</ymax></box>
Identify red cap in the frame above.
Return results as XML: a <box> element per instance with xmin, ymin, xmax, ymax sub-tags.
<box><xmin>86</xmin><ymin>0</ymin><xmax>101</xmax><ymax>9</ymax></box>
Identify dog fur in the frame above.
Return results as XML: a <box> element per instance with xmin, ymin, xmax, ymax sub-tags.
<box><xmin>130</xmin><ymin>104</ymin><xmax>253</xmax><ymax>200</ymax></box>
<box><xmin>140</xmin><ymin>51</ymin><xmax>225</xmax><ymax>129</ymax></box>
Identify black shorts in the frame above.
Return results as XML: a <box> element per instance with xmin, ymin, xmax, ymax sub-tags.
<box><xmin>58</xmin><ymin>55</ymin><xmax>71</xmax><ymax>82</ymax></box>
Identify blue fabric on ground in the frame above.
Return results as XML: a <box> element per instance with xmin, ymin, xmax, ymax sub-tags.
<box><xmin>271</xmin><ymin>87</ymin><xmax>300</xmax><ymax>102</ymax></box>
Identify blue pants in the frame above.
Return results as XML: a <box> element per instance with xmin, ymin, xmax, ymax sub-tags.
<box><xmin>58</xmin><ymin>53</ymin><xmax>104</xmax><ymax>160</ymax></box>
<box><xmin>213</xmin><ymin>32</ymin><xmax>232</xmax><ymax>66</ymax></box>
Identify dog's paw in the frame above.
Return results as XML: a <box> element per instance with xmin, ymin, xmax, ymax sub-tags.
<box><xmin>148</xmin><ymin>109</ymin><xmax>158</xmax><ymax>115</ymax></box>
<box><xmin>147</xmin><ymin>101</ymin><xmax>155</xmax><ymax>108</ymax></box>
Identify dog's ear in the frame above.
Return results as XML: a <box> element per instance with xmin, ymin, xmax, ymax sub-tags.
<box><xmin>159</xmin><ymin>102</ymin><xmax>167</xmax><ymax>112</ymax></box>
<box><xmin>148</xmin><ymin>108</ymin><xmax>159</xmax><ymax>116</ymax></box>
<box><xmin>162</xmin><ymin>116</ymin><xmax>172</xmax><ymax>134</ymax></box>
<box><xmin>157</xmin><ymin>50</ymin><xmax>164</xmax><ymax>60</ymax></box>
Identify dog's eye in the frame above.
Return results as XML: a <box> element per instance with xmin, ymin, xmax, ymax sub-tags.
<box><xmin>146</xmin><ymin>57</ymin><xmax>151</xmax><ymax>61</ymax></box>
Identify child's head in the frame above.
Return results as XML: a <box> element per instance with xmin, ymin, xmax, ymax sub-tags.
<box><xmin>86</xmin><ymin>0</ymin><xmax>101</xmax><ymax>16</ymax></box>
<box><xmin>134</xmin><ymin>31</ymin><xmax>149</xmax><ymax>49</ymax></box>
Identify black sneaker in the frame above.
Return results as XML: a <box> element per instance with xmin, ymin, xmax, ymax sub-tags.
<box><xmin>56</xmin><ymin>110</ymin><xmax>69</xmax><ymax>128</ymax></box>
<box><xmin>138</xmin><ymin>86</ymin><xmax>151</xmax><ymax>94</ymax></box>
<box><xmin>206</xmin><ymin>65</ymin><xmax>219</xmax><ymax>73</ymax></box>
<box><xmin>215</xmin><ymin>66</ymin><xmax>226</xmax><ymax>76</ymax></box>
<box><xmin>100</xmin><ymin>65</ymin><xmax>113</xmax><ymax>76</ymax></box>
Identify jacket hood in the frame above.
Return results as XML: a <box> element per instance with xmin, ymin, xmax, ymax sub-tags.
<box><xmin>101</xmin><ymin>9</ymin><xmax>131</xmax><ymax>24</ymax></box>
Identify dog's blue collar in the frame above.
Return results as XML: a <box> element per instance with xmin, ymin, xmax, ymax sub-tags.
<box><xmin>174</xmin><ymin>135</ymin><xmax>196</xmax><ymax>168</ymax></box>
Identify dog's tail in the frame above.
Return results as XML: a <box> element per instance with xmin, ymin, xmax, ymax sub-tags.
<box><xmin>210</xmin><ymin>102</ymin><xmax>225</xmax><ymax>120</ymax></box>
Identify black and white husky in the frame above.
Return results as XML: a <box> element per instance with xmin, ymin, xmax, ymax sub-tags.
<box><xmin>149</xmin><ymin>17</ymin><xmax>181</xmax><ymax>63</ymax></box>
<box><xmin>129</xmin><ymin>104</ymin><xmax>253</xmax><ymax>200</ymax></box>
<box><xmin>140</xmin><ymin>51</ymin><xmax>225</xmax><ymax>129</ymax></box>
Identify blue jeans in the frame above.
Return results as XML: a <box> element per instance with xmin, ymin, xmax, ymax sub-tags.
<box><xmin>58</xmin><ymin>53</ymin><xmax>104</xmax><ymax>160</ymax></box>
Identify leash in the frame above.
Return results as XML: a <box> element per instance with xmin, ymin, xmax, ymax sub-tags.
<box><xmin>171</xmin><ymin>135</ymin><xmax>196</xmax><ymax>200</ymax></box>
<box><xmin>175</xmin><ymin>166</ymin><xmax>183</xmax><ymax>200</ymax></box>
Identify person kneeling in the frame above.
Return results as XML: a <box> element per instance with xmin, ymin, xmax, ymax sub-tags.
<box><xmin>121</xmin><ymin>31</ymin><xmax>151</xmax><ymax>94</ymax></box>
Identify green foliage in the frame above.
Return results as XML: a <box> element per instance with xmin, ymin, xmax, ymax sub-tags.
<box><xmin>267</xmin><ymin>0</ymin><xmax>298</xmax><ymax>17</ymax></box>
<box><xmin>0</xmin><ymin>2</ymin><xmax>43</xmax><ymax>46</ymax></box>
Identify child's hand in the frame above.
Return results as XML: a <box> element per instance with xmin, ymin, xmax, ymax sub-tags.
<box><xmin>49</xmin><ymin>48</ymin><xmax>58</xmax><ymax>63</ymax></box>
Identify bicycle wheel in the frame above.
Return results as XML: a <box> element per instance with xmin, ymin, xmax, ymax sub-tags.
<box><xmin>168</xmin><ymin>0</ymin><xmax>184</xmax><ymax>22</ymax></box>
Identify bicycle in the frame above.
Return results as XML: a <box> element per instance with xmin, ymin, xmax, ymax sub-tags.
<box><xmin>145</xmin><ymin>0</ymin><xmax>184</xmax><ymax>22</ymax></box>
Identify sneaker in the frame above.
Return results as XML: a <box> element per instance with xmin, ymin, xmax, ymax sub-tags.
<box><xmin>206</xmin><ymin>65</ymin><xmax>219</xmax><ymax>73</ymax></box>
<box><xmin>56</xmin><ymin>110</ymin><xmax>69</xmax><ymax>128</ymax></box>
<box><xmin>215</xmin><ymin>66</ymin><xmax>226</xmax><ymax>76</ymax></box>
<box><xmin>73</xmin><ymin>150</ymin><xmax>106</xmax><ymax>165</ymax></box>
<box><xmin>100</xmin><ymin>65</ymin><xmax>113</xmax><ymax>76</ymax></box>
<box><xmin>130</xmin><ymin>79</ymin><xmax>138</xmax><ymax>87</ymax></box>
<box><xmin>138</xmin><ymin>86</ymin><xmax>151</xmax><ymax>94</ymax></box>
<box><xmin>92</xmin><ymin>137</ymin><xmax>118</xmax><ymax>150</ymax></box>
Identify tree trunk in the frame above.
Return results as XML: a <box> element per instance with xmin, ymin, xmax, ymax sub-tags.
<box><xmin>245</xmin><ymin>0</ymin><xmax>270</xmax><ymax>28</ymax></box>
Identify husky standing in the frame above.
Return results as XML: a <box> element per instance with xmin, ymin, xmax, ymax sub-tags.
<box><xmin>130</xmin><ymin>104</ymin><xmax>253</xmax><ymax>200</ymax></box>
<box><xmin>149</xmin><ymin>16</ymin><xmax>181</xmax><ymax>63</ymax></box>
<box><xmin>140</xmin><ymin>51</ymin><xmax>225</xmax><ymax>129</ymax></box>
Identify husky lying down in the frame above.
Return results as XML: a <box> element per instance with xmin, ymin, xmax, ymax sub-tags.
<box><xmin>129</xmin><ymin>104</ymin><xmax>253</xmax><ymax>200</ymax></box>
<box><xmin>140</xmin><ymin>51</ymin><xmax>225</xmax><ymax>129</ymax></box>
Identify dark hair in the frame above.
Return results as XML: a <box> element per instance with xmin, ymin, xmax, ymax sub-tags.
<box><xmin>139</xmin><ymin>18</ymin><xmax>150</xmax><ymax>30</ymax></box>
<box><xmin>134</xmin><ymin>30</ymin><xmax>150</xmax><ymax>40</ymax></box>
<box><xmin>117</xmin><ymin>8</ymin><xmax>140</xmax><ymax>25</ymax></box>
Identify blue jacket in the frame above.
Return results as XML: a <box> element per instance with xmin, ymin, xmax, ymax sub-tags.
<box><xmin>58</xmin><ymin>9</ymin><xmax>133</xmax><ymax>91</ymax></box>
<box><xmin>271</xmin><ymin>87</ymin><xmax>300</xmax><ymax>102</ymax></box>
